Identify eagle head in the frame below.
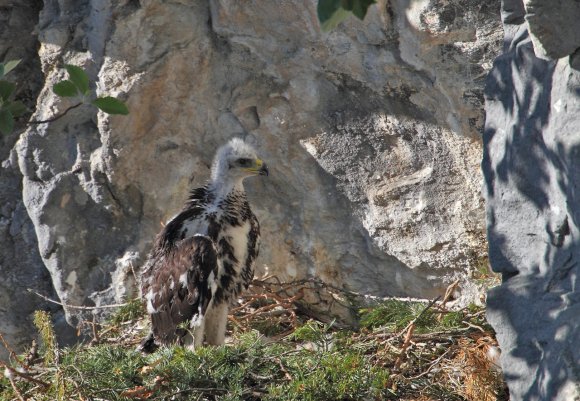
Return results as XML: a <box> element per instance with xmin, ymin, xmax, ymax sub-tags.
<box><xmin>210</xmin><ymin>138</ymin><xmax>269</xmax><ymax>184</ymax></box>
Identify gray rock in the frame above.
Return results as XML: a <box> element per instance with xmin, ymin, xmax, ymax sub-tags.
<box><xmin>0</xmin><ymin>0</ymin><xmax>75</xmax><ymax>360</ymax></box>
<box><xmin>484</xmin><ymin>0</ymin><xmax>580</xmax><ymax>398</ymax></box>
<box><xmin>524</xmin><ymin>0</ymin><xmax>580</xmax><ymax>60</ymax></box>
<box><xmin>6</xmin><ymin>0</ymin><xmax>500</xmax><ymax>345</ymax></box>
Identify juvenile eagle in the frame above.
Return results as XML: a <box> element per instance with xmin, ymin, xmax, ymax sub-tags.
<box><xmin>140</xmin><ymin>138</ymin><xmax>268</xmax><ymax>351</ymax></box>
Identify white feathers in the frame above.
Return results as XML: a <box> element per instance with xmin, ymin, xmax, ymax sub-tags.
<box><xmin>145</xmin><ymin>290</ymin><xmax>158</xmax><ymax>314</ymax></box>
<box><xmin>178</xmin><ymin>272</ymin><xmax>188</xmax><ymax>287</ymax></box>
<box><xmin>208</xmin><ymin>270</ymin><xmax>218</xmax><ymax>296</ymax></box>
<box><xmin>222</xmin><ymin>220</ymin><xmax>251</xmax><ymax>271</ymax></box>
<box><xmin>210</xmin><ymin>138</ymin><xmax>258</xmax><ymax>183</ymax></box>
<box><xmin>189</xmin><ymin>308</ymin><xmax>204</xmax><ymax>328</ymax></box>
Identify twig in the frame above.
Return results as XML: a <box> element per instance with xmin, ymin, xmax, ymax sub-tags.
<box><xmin>396</xmin><ymin>296</ymin><xmax>441</xmax><ymax>339</ymax></box>
<box><xmin>28</xmin><ymin>103</ymin><xmax>82</xmax><ymax>124</ymax></box>
<box><xmin>7</xmin><ymin>375</ymin><xmax>26</xmax><ymax>401</ymax></box>
<box><xmin>28</xmin><ymin>289</ymin><xmax>128</xmax><ymax>310</ymax></box>
<box><xmin>277</xmin><ymin>358</ymin><xmax>293</xmax><ymax>381</ymax></box>
<box><xmin>392</xmin><ymin>296</ymin><xmax>441</xmax><ymax>371</ymax></box>
<box><xmin>90</xmin><ymin>315</ymin><xmax>100</xmax><ymax>345</ymax></box>
<box><xmin>407</xmin><ymin>347</ymin><xmax>453</xmax><ymax>380</ymax></box>
<box><xmin>0</xmin><ymin>332</ymin><xmax>29</xmax><ymax>370</ymax></box>
<box><xmin>1</xmin><ymin>361</ymin><xmax>50</xmax><ymax>388</ymax></box>
<box><xmin>394</xmin><ymin>323</ymin><xmax>415</xmax><ymax>370</ymax></box>
<box><xmin>441</xmin><ymin>279</ymin><xmax>460</xmax><ymax>308</ymax></box>
<box><xmin>465</xmin><ymin>321</ymin><xmax>486</xmax><ymax>333</ymax></box>
<box><xmin>24</xmin><ymin>340</ymin><xmax>38</xmax><ymax>368</ymax></box>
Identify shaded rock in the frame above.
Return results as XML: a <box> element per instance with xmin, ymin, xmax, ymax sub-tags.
<box><xmin>484</xmin><ymin>0</ymin><xmax>580</xmax><ymax>399</ymax></box>
<box><xmin>0</xmin><ymin>0</ymin><xmax>75</xmax><ymax>360</ymax></box>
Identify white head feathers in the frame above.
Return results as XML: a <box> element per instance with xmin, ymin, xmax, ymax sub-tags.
<box><xmin>210</xmin><ymin>138</ymin><xmax>259</xmax><ymax>184</ymax></box>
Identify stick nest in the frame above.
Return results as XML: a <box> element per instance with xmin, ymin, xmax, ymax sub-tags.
<box><xmin>0</xmin><ymin>277</ymin><xmax>508</xmax><ymax>401</ymax></box>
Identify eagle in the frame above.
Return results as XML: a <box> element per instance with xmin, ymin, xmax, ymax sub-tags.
<box><xmin>139</xmin><ymin>138</ymin><xmax>268</xmax><ymax>352</ymax></box>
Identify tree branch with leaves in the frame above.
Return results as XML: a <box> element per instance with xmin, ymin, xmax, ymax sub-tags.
<box><xmin>0</xmin><ymin>60</ymin><xmax>129</xmax><ymax>135</ymax></box>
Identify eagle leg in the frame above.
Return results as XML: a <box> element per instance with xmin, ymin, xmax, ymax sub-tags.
<box><xmin>203</xmin><ymin>302</ymin><xmax>229</xmax><ymax>346</ymax></box>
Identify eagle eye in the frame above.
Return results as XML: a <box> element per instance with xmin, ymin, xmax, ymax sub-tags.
<box><xmin>237</xmin><ymin>158</ymin><xmax>252</xmax><ymax>167</ymax></box>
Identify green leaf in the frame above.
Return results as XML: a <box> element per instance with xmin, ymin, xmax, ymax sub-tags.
<box><xmin>343</xmin><ymin>0</ymin><xmax>375</xmax><ymax>20</ymax></box>
<box><xmin>53</xmin><ymin>80</ymin><xmax>79</xmax><ymax>97</ymax></box>
<box><xmin>0</xmin><ymin>109</ymin><xmax>14</xmax><ymax>135</ymax></box>
<box><xmin>318</xmin><ymin>0</ymin><xmax>375</xmax><ymax>31</ymax></box>
<box><xmin>5</xmin><ymin>100</ymin><xmax>28</xmax><ymax>117</ymax></box>
<box><xmin>3</xmin><ymin>59</ymin><xmax>21</xmax><ymax>76</ymax></box>
<box><xmin>92</xmin><ymin>96</ymin><xmax>129</xmax><ymax>115</ymax></box>
<box><xmin>318</xmin><ymin>0</ymin><xmax>343</xmax><ymax>30</ymax></box>
<box><xmin>65</xmin><ymin>64</ymin><xmax>90</xmax><ymax>95</ymax></box>
<box><xmin>0</xmin><ymin>80</ymin><xmax>16</xmax><ymax>101</ymax></box>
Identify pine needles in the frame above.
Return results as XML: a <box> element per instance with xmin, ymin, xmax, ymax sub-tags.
<box><xmin>0</xmin><ymin>279</ymin><xmax>507</xmax><ymax>401</ymax></box>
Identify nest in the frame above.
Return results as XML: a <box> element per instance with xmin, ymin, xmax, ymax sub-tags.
<box><xmin>1</xmin><ymin>277</ymin><xmax>507</xmax><ymax>401</ymax></box>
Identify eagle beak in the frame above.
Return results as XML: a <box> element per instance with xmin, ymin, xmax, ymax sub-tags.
<box><xmin>248</xmin><ymin>159</ymin><xmax>269</xmax><ymax>176</ymax></box>
<box><xmin>258</xmin><ymin>161</ymin><xmax>269</xmax><ymax>176</ymax></box>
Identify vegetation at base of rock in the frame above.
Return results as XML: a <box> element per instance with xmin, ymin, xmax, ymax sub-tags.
<box><xmin>0</xmin><ymin>281</ymin><xmax>506</xmax><ymax>401</ymax></box>
<box><xmin>32</xmin><ymin>311</ymin><xmax>58</xmax><ymax>366</ymax></box>
<box><xmin>109</xmin><ymin>298</ymin><xmax>146</xmax><ymax>325</ymax></box>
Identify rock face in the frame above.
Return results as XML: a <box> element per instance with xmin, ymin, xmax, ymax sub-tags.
<box><xmin>3</xmin><ymin>0</ymin><xmax>500</xmax><ymax>351</ymax></box>
<box><xmin>0</xmin><ymin>0</ymin><xmax>75</xmax><ymax>360</ymax></box>
<box><xmin>484</xmin><ymin>0</ymin><xmax>580</xmax><ymax>399</ymax></box>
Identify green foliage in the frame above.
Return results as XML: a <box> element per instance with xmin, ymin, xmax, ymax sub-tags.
<box><xmin>52</xmin><ymin>80</ymin><xmax>79</xmax><ymax>97</ymax></box>
<box><xmin>65</xmin><ymin>64</ymin><xmax>90</xmax><ymax>95</ymax></box>
<box><xmin>0</xmin><ymin>59</ymin><xmax>28</xmax><ymax>135</ymax></box>
<box><xmin>5</xmin><ymin>100</ymin><xmax>27</xmax><ymax>117</ymax></box>
<box><xmin>61</xmin><ymin>345</ymin><xmax>147</xmax><ymax>398</ymax></box>
<box><xmin>0</xmin><ymin>59</ymin><xmax>129</xmax><ymax>136</ymax></box>
<box><xmin>0</xmin><ymin>59</ymin><xmax>20</xmax><ymax>78</ymax></box>
<box><xmin>359</xmin><ymin>298</ymin><xmax>487</xmax><ymax>334</ymax></box>
<box><xmin>92</xmin><ymin>96</ymin><xmax>130</xmax><ymax>115</ymax></box>
<box><xmin>33</xmin><ymin>310</ymin><xmax>58</xmax><ymax>365</ymax></box>
<box><xmin>269</xmin><ymin>348</ymin><xmax>388</xmax><ymax>401</ymax></box>
<box><xmin>0</xmin><ymin>80</ymin><xmax>16</xmax><ymax>101</ymax></box>
<box><xmin>52</xmin><ymin>64</ymin><xmax>130</xmax><ymax>116</ymax></box>
<box><xmin>360</xmin><ymin>299</ymin><xmax>438</xmax><ymax>333</ymax></box>
<box><xmin>53</xmin><ymin>65</ymin><xmax>89</xmax><ymax>97</ymax></box>
<box><xmin>0</xmin><ymin>109</ymin><xmax>14</xmax><ymax>135</ymax></box>
<box><xmin>1</xmin><ymin>300</ymin><xmax>502</xmax><ymax>401</ymax></box>
<box><xmin>317</xmin><ymin>0</ymin><xmax>375</xmax><ymax>31</ymax></box>
<box><xmin>44</xmin><ymin>331</ymin><xmax>389</xmax><ymax>401</ymax></box>
<box><xmin>109</xmin><ymin>298</ymin><xmax>145</xmax><ymax>325</ymax></box>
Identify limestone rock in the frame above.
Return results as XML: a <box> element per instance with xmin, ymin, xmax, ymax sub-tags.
<box><xmin>0</xmin><ymin>0</ymin><xmax>78</xmax><ymax>360</ymax></box>
<box><xmin>524</xmin><ymin>0</ymin><xmax>580</xmax><ymax>60</ymax></box>
<box><xmin>484</xmin><ymin>0</ymin><xmax>580</xmax><ymax>398</ymax></box>
<box><xmin>8</xmin><ymin>0</ymin><xmax>500</xmax><ymax>344</ymax></box>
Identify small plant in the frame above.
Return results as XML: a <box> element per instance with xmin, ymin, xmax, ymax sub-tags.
<box><xmin>0</xmin><ymin>59</ymin><xmax>27</xmax><ymax>135</ymax></box>
<box><xmin>317</xmin><ymin>0</ymin><xmax>376</xmax><ymax>31</ymax></box>
<box><xmin>108</xmin><ymin>298</ymin><xmax>145</xmax><ymax>325</ymax></box>
<box><xmin>32</xmin><ymin>310</ymin><xmax>58</xmax><ymax>365</ymax></box>
<box><xmin>52</xmin><ymin>64</ymin><xmax>129</xmax><ymax>116</ymax></box>
<box><xmin>0</xmin><ymin>59</ymin><xmax>129</xmax><ymax>136</ymax></box>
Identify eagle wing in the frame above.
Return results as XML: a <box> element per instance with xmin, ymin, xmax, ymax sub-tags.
<box><xmin>143</xmin><ymin>235</ymin><xmax>218</xmax><ymax>345</ymax></box>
